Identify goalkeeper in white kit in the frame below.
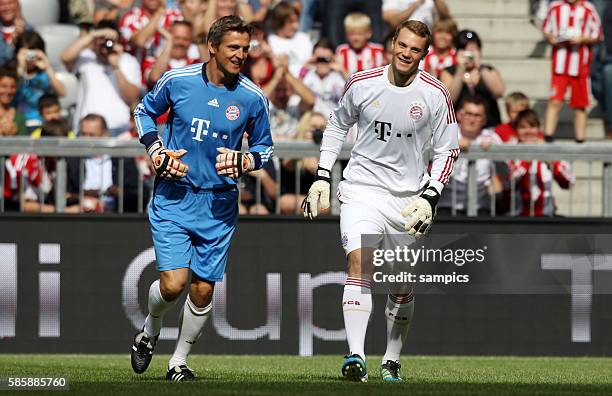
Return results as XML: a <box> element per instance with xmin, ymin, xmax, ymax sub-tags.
<box><xmin>302</xmin><ymin>19</ymin><xmax>459</xmax><ymax>382</ymax></box>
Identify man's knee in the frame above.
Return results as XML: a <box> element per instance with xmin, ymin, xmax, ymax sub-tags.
<box><xmin>159</xmin><ymin>270</ymin><xmax>189</xmax><ymax>301</ymax></box>
<box><xmin>347</xmin><ymin>249</ymin><xmax>372</xmax><ymax>279</ymax></box>
<box><xmin>189</xmin><ymin>278</ymin><xmax>215</xmax><ymax>307</ymax></box>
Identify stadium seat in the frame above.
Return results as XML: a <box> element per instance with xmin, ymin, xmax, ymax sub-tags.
<box><xmin>37</xmin><ymin>24</ymin><xmax>80</xmax><ymax>72</ymax></box>
<box><xmin>21</xmin><ymin>0</ymin><xmax>60</xmax><ymax>26</ymax></box>
<box><xmin>55</xmin><ymin>71</ymin><xmax>79</xmax><ymax>124</ymax></box>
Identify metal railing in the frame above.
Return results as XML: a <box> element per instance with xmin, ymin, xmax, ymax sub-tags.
<box><xmin>0</xmin><ymin>137</ymin><xmax>610</xmax><ymax>217</ymax></box>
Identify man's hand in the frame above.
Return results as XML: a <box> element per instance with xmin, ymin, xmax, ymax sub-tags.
<box><xmin>147</xmin><ymin>139</ymin><xmax>189</xmax><ymax>179</ymax></box>
<box><xmin>302</xmin><ymin>167</ymin><xmax>331</xmax><ymax>219</ymax></box>
<box><xmin>401</xmin><ymin>187</ymin><xmax>440</xmax><ymax>238</ymax></box>
<box><xmin>215</xmin><ymin>147</ymin><xmax>255</xmax><ymax>179</ymax></box>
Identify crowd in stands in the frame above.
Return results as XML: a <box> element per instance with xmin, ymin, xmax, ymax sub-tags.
<box><xmin>0</xmin><ymin>0</ymin><xmax>609</xmax><ymax>217</ymax></box>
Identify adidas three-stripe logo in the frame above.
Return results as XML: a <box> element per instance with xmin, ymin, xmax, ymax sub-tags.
<box><xmin>170</xmin><ymin>372</ymin><xmax>184</xmax><ymax>382</ymax></box>
<box><xmin>208</xmin><ymin>98</ymin><xmax>219</xmax><ymax>107</ymax></box>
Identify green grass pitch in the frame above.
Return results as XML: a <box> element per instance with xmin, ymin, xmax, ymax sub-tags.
<box><xmin>1</xmin><ymin>355</ymin><xmax>612</xmax><ymax>395</ymax></box>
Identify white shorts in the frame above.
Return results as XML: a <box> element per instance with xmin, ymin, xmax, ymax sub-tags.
<box><xmin>338</xmin><ymin>181</ymin><xmax>419</xmax><ymax>255</ymax></box>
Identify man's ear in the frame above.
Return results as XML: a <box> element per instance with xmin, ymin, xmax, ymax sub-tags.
<box><xmin>208</xmin><ymin>41</ymin><xmax>216</xmax><ymax>57</ymax></box>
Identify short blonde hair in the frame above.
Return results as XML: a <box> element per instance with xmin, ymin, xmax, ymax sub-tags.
<box><xmin>505</xmin><ymin>91</ymin><xmax>530</xmax><ymax>109</ymax></box>
<box><xmin>344</xmin><ymin>12</ymin><xmax>371</xmax><ymax>31</ymax></box>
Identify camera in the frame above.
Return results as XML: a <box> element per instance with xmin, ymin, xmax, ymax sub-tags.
<box><xmin>103</xmin><ymin>39</ymin><xmax>114</xmax><ymax>52</ymax></box>
<box><xmin>463</xmin><ymin>51</ymin><xmax>475</xmax><ymax>61</ymax></box>
<box><xmin>249</xmin><ymin>39</ymin><xmax>261</xmax><ymax>52</ymax></box>
<box><xmin>26</xmin><ymin>50</ymin><xmax>37</xmax><ymax>62</ymax></box>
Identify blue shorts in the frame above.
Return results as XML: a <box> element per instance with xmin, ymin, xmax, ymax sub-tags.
<box><xmin>148</xmin><ymin>181</ymin><xmax>238</xmax><ymax>282</ymax></box>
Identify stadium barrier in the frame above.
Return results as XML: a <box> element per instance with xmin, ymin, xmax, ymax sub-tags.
<box><xmin>0</xmin><ymin>138</ymin><xmax>611</xmax><ymax>216</ymax></box>
<box><xmin>1</xmin><ymin>215</ymin><xmax>612</xmax><ymax>356</ymax></box>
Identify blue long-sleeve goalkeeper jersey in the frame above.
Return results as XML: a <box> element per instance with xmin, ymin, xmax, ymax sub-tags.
<box><xmin>134</xmin><ymin>63</ymin><xmax>274</xmax><ymax>190</ymax></box>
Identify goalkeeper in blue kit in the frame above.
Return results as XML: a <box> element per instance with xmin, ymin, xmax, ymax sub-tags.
<box><xmin>130</xmin><ymin>16</ymin><xmax>273</xmax><ymax>381</ymax></box>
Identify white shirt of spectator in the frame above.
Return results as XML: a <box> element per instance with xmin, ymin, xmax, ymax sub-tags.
<box><xmin>382</xmin><ymin>0</ymin><xmax>436</xmax><ymax>31</ymax></box>
<box><xmin>83</xmin><ymin>155</ymin><xmax>113</xmax><ymax>193</ymax></box>
<box><xmin>268</xmin><ymin>32</ymin><xmax>314</xmax><ymax>77</ymax></box>
<box><xmin>320</xmin><ymin>66</ymin><xmax>459</xmax><ymax>195</ymax></box>
<box><xmin>269</xmin><ymin>94</ymin><xmax>302</xmax><ymax>141</ymax></box>
<box><xmin>439</xmin><ymin>128</ymin><xmax>501</xmax><ymax>211</ymax></box>
<box><xmin>73</xmin><ymin>48</ymin><xmax>142</xmax><ymax>132</ymax></box>
<box><xmin>302</xmin><ymin>69</ymin><xmax>346</xmax><ymax>118</ymax></box>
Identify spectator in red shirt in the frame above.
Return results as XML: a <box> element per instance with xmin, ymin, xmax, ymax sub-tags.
<box><xmin>119</xmin><ymin>0</ymin><xmax>184</xmax><ymax>74</ymax></box>
<box><xmin>2</xmin><ymin>151</ymin><xmax>53</xmax><ymax>212</ymax></box>
<box><xmin>510</xmin><ymin>109</ymin><xmax>574</xmax><ymax>216</ymax></box>
<box><xmin>541</xmin><ymin>0</ymin><xmax>602</xmax><ymax>142</ymax></box>
<box><xmin>494</xmin><ymin>91</ymin><xmax>530</xmax><ymax>143</ymax></box>
<box><xmin>335</xmin><ymin>12</ymin><xmax>384</xmax><ymax>77</ymax></box>
<box><xmin>422</xmin><ymin>17</ymin><xmax>457</xmax><ymax>79</ymax></box>
<box><xmin>145</xmin><ymin>20</ymin><xmax>199</xmax><ymax>87</ymax></box>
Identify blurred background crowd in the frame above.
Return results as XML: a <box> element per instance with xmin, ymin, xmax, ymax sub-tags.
<box><xmin>0</xmin><ymin>0</ymin><xmax>610</xmax><ymax>217</ymax></box>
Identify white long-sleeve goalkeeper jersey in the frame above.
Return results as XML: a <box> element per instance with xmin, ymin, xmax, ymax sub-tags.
<box><xmin>319</xmin><ymin>65</ymin><xmax>460</xmax><ymax>195</ymax></box>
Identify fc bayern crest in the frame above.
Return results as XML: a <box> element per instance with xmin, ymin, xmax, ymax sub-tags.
<box><xmin>225</xmin><ymin>105</ymin><xmax>240</xmax><ymax>121</ymax></box>
<box><xmin>409</xmin><ymin>103</ymin><xmax>424</xmax><ymax>121</ymax></box>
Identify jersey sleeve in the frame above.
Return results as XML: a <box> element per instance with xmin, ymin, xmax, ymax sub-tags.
<box><xmin>585</xmin><ymin>7</ymin><xmax>602</xmax><ymax>41</ymax></box>
<box><xmin>133</xmin><ymin>71</ymin><xmax>173</xmax><ymax>146</ymax></box>
<box><xmin>428</xmin><ymin>91</ymin><xmax>460</xmax><ymax>194</ymax></box>
<box><xmin>553</xmin><ymin>160</ymin><xmax>574</xmax><ymax>189</ymax></box>
<box><xmin>319</xmin><ymin>81</ymin><xmax>360</xmax><ymax>170</ymax></box>
<box><xmin>246</xmin><ymin>97</ymin><xmax>274</xmax><ymax>170</ymax></box>
<box><xmin>542</xmin><ymin>5</ymin><xmax>557</xmax><ymax>35</ymax></box>
<box><xmin>509</xmin><ymin>160</ymin><xmax>530</xmax><ymax>183</ymax></box>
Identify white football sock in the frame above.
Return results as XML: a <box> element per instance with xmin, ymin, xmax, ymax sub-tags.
<box><xmin>168</xmin><ymin>295</ymin><xmax>212</xmax><ymax>369</ymax></box>
<box><xmin>382</xmin><ymin>293</ymin><xmax>415</xmax><ymax>363</ymax></box>
<box><xmin>144</xmin><ymin>279</ymin><xmax>177</xmax><ymax>338</ymax></box>
<box><xmin>342</xmin><ymin>277</ymin><xmax>372</xmax><ymax>360</ymax></box>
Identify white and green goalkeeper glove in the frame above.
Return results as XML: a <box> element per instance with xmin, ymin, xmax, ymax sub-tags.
<box><xmin>401</xmin><ymin>186</ymin><xmax>440</xmax><ymax>238</ymax></box>
<box><xmin>215</xmin><ymin>147</ymin><xmax>256</xmax><ymax>179</ymax></box>
<box><xmin>302</xmin><ymin>167</ymin><xmax>331</xmax><ymax>220</ymax></box>
<box><xmin>147</xmin><ymin>139</ymin><xmax>188</xmax><ymax>179</ymax></box>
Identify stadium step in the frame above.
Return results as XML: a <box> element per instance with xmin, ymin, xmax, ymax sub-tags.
<box><xmin>480</xmin><ymin>38</ymin><xmax>548</xmax><ymax>59</ymax></box>
<box><xmin>447</xmin><ymin>0</ymin><xmax>529</xmax><ymax>18</ymax></box>
<box><xmin>454</xmin><ymin>17</ymin><xmax>541</xmax><ymax>41</ymax></box>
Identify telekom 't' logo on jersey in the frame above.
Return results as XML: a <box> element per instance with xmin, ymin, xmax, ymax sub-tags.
<box><xmin>190</xmin><ymin>117</ymin><xmax>228</xmax><ymax>141</ymax></box>
<box><xmin>374</xmin><ymin>120</ymin><xmax>412</xmax><ymax>142</ymax></box>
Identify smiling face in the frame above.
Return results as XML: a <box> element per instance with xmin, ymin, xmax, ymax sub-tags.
<box><xmin>433</xmin><ymin>29</ymin><xmax>453</xmax><ymax>52</ymax></box>
<box><xmin>0</xmin><ymin>75</ymin><xmax>16</xmax><ymax>106</ymax></box>
<box><xmin>346</xmin><ymin>26</ymin><xmax>371</xmax><ymax>50</ymax></box>
<box><xmin>391</xmin><ymin>28</ymin><xmax>428</xmax><ymax>77</ymax></box>
<box><xmin>277</xmin><ymin>12</ymin><xmax>299</xmax><ymax>39</ymax></box>
<box><xmin>0</xmin><ymin>0</ymin><xmax>17</xmax><ymax>25</ymax></box>
<box><xmin>170</xmin><ymin>23</ymin><xmax>193</xmax><ymax>59</ymax></box>
<box><xmin>457</xmin><ymin>102</ymin><xmax>487</xmax><ymax>138</ymax></box>
<box><xmin>209</xmin><ymin>30</ymin><xmax>251</xmax><ymax>76</ymax></box>
<box><xmin>516</xmin><ymin>119</ymin><xmax>541</xmax><ymax>143</ymax></box>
